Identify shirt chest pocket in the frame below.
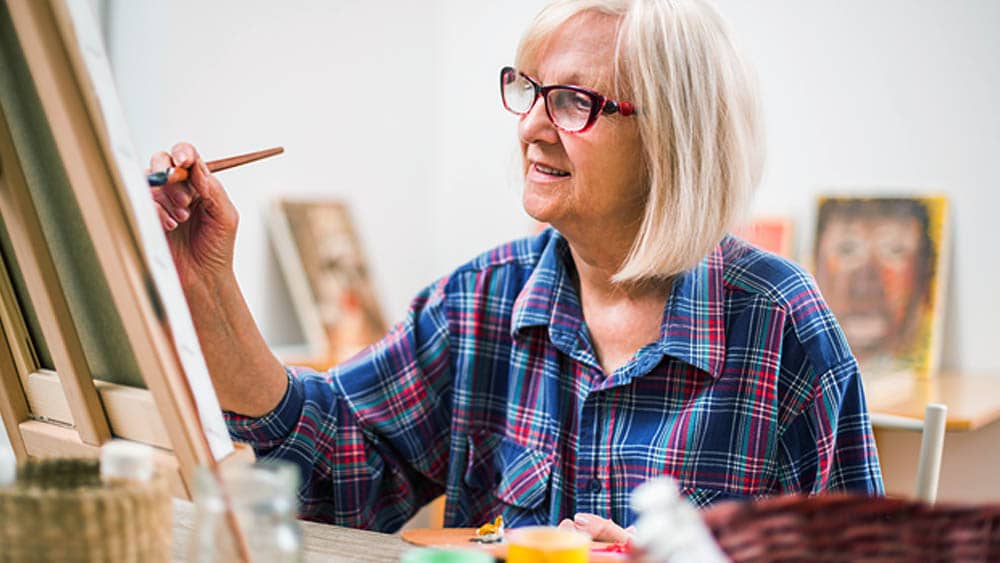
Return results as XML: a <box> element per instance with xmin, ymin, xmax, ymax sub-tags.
<box><xmin>463</xmin><ymin>431</ymin><xmax>553</xmax><ymax>523</ymax></box>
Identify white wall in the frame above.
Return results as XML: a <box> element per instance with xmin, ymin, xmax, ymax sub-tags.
<box><xmin>105</xmin><ymin>1</ymin><xmax>448</xmax><ymax>347</ymax></box>
<box><xmin>104</xmin><ymin>1</ymin><xmax>1000</xmax><ymax>373</ymax></box>
<box><xmin>718</xmin><ymin>0</ymin><xmax>1000</xmax><ymax>375</ymax></box>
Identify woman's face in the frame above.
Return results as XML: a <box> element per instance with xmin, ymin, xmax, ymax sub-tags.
<box><xmin>816</xmin><ymin>212</ymin><xmax>924</xmax><ymax>357</ymax></box>
<box><xmin>518</xmin><ymin>13</ymin><xmax>645</xmax><ymax>241</ymax></box>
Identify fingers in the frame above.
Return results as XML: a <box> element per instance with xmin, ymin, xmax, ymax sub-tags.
<box><xmin>149</xmin><ymin>147</ymin><xmax>195</xmax><ymax>229</ymax></box>
<box><xmin>149</xmin><ymin>150</ymin><xmax>172</xmax><ymax>173</ymax></box>
<box><xmin>154</xmin><ymin>198</ymin><xmax>178</xmax><ymax>231</ymax></box>
<box><xmin>148</xmin><ymin>142</ymin><xmax>238</xmax><ymax>234</ymax></box>
<box><xmin>188</xmin><ymin>155</ymin><xmax>218</xmax><ymax>202</ymax></box>
<box><xmin>170</xmin><ymin>142</ymin><xmax>200</xmax><ymax>169</ymax></box>
<box><xmin>152</xmin><ymin>187</ymin><xmax>187</xmax><ymax>230</ymax></box>
<box><xmin>171</xmin><ymin>142</ymin><xmax>219</xmax><ymax>203</ymax></box>
<box><xmin>569</xmin><ymin>513</ymin><xmax>632</xmax><ymax>544</ymax></box>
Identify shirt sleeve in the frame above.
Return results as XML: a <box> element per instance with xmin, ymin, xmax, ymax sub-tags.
<box><xmin>224</xmin><ymin>278</ymin><xmax>454</xmax><ymax>532</ymax></box>
<box><xmin>776</xmin><ymin>357</ymin><xmax>885</xmax><ymax>495</ymax></box>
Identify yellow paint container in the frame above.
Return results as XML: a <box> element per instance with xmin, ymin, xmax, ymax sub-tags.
<box><xmin>506</xmin><ymin>526</ymin><xmax>590</xmax><ymax>563</ymax></box>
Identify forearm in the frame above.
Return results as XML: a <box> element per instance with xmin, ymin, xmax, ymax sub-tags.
<box><xmin>186</xmin><ymin>274</ymin><xmax>287</xmax><ymax>417</ymax></box>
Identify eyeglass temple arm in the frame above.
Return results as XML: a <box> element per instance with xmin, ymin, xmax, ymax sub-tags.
<box><xmin>602</xmin><ymin>100</ymin><xmax>636</xmax><ymax>116</ymax></box>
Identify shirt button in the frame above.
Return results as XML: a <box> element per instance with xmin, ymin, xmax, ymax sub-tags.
<box><xmin>588</xmin><ymin>478</ymin><xmax>602</xmax><ymax>493</ymax></box>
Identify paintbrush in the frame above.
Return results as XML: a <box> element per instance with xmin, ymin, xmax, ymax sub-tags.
<box><xmin>147</xmin><ymin>146</ymin><xmax>284</xmax><ymax>186</ymax></box>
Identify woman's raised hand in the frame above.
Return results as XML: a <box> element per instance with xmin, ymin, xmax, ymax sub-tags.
<box><xmin>147</xmin><ymin>142</ymin><xmax>286</xmax><ymax>416</ymax></box>
<box><xmin>148</xmin><ymin>142</ymin><xmax>239</xmax><ymax>290</ymax></box>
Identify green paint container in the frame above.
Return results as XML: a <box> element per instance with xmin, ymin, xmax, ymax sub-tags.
<box><xmin>400</xmin><ymin>547</ymin><xmax>495</xmax><ymax>563</ymax></box>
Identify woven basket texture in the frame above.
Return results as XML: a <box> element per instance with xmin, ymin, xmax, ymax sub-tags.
<box><xmin>702</xmin><ymin>493</ymin><xmax>1000</xmax><ymax>563</ymax></box>
<box><xmin>0</xmin><ymin>458</ymin><xmax>171</xmax><ymax>563</ymax></box>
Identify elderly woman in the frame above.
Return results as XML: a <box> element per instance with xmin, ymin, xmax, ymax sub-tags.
<box><xmin>150</xmin><ymin>0</ymin><xmax>882</xmax><ymax>541</ymax></box>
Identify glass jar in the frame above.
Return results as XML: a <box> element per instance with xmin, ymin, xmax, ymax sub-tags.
<box><xmin>187</xmin><ymin>460</ymin><xmax>304</xmax><ymax>562</ymax></box>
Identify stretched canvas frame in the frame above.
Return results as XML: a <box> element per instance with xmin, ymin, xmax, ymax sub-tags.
<box><xmin>0</xmin><ymin>0</ymin><xmax>253</xmax><ymax>506</ymax></box>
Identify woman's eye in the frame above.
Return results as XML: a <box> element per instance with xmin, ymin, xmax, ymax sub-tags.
<box><xmin>570</xmin><ymin>93</ymin><xmax>591</xmax><ymax>111</ymax></box>
<box><xmin>552</xmin><ymin>91</ymin><xmax>591</xmax><ymax>112</ymax></box>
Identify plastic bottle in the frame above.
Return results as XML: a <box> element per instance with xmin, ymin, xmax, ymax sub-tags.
<box><xmin>629</xmin><ymin>476</ymin><xmax>728</xmax><ymax>563</ymax></box>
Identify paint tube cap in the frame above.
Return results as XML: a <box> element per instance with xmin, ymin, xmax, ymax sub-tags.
<box><xmin>100</xmin><ymin>440</ymin><xmax>154</xmax><ymax>483</ymax></box>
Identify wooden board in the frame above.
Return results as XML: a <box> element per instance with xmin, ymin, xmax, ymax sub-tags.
<box><xmin>401</xmin><ymin>528</ymin><xmax>628</xmax><ymax>562</ymax></box>
<box><xmin>866</xmin><ymin>372</ymin><xmax>1000</xmax><ymax>431</ymax></box>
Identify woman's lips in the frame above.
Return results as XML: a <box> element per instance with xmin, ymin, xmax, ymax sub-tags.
<box><xmin>527</xmin><ymin>162</ymin><xmax>571</xmax><ymax>182</ymax></box>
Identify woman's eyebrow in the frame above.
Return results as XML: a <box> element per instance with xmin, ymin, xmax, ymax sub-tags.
<box><xmin>534</xmin><ymin>68</ymin><xmax>587</xmax><ymax>86</ymax></box>
<box><xmin>552</xmin><ymin>71</ymin><xmax>615</xmax><ymax>93</ymax></box>
<box><xmin>556</xmin><ymin>73</ymin><xmax>586</xmax><ymax>85</ymax></box>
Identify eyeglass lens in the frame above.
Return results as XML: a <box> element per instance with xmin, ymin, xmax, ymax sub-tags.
<box><xmin>502</xmin><ymin>69</ymin><xmax>595</xmax><ymax>132</ymax></box>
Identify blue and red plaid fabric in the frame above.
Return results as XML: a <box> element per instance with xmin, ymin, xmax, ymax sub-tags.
<box><xmin>226</xmin><ymin>228</ymin><xmax>883</xmax><ymax>532</ymax></box>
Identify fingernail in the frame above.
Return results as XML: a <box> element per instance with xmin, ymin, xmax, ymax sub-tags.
<box><xmin>175</xmin><ymin>208</ymin><xmax>189</xmax><ymax>221</ymax></box>
<box><xmin>173</xmin><ymin>191</ymin><xmax>188</xmax><ymax>206</ymax></box>
<box><xmin>164</xmin><ymin>217</ymin><xmax>177</xmax><ymax>230</ymax></box>
<box><xmin>574</xmin><ymin>514</ymin><xmax>590</xmax><ymax>526</ymax></box>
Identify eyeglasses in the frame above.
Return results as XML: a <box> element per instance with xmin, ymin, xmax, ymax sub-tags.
<box><xmin>500</xmin><ymin>66</ymin><xmax>636</xmax><ymax>133</ymax></box>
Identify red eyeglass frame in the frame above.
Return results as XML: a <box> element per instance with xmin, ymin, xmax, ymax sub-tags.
<box><xmin>500</xmin><ymin>66</ymin><xmax>636</xmax><ymax>133</ymax></box>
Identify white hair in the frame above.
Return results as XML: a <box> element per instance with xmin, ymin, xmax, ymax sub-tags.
<box><xmin>516</xmin><ymin>0</ymin><xmax>764</xmax><ymax>282</ymax></box>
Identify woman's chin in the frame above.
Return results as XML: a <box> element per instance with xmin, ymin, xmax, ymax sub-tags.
<box><xmin>522</xmin><ymin>204</ymin><xmax>560</xmax><ymax>226</ymax></box>
<box><xmin>522</xmin><ymin>189</ymin><xmax>564</xmax><ymax>225</ymax></box>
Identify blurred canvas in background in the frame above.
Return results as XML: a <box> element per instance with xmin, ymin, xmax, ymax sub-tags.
<box><xmin>268</xmin><ymin>199</ymin><xmax>386</xmax><ymax>367</ymax></box>
<box><xmin>813</xmin><ymin>195</ymin><xmax>949</xmax><ymax>380</ymax></box>
<box><xmin>734</xmin><ymin>217</ymin><xmax>795</xmax><ymax>259</ymax></box>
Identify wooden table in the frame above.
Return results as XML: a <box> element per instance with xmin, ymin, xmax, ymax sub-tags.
<box><xmin>171</xmin><ymin>499</ymin><xmax>413</xmax><ymax>562</ymax></box>
<box><xmin>865</xmin><ymin>372</ymin><xmax>1000</xmax><ymax>431</ymax></box>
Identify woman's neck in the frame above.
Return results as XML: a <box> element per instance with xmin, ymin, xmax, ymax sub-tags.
<box><xmin>564</xmin><ymin>230</ymin><xmax>672</xmax><ymax>375</ymax></box>
<box><xmin>565</xmin><ymin>231</ymin><xmax>668</xmax><ymax>305</ymax></box>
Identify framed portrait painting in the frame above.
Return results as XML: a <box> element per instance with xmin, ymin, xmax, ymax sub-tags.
<box><xmin>812</xmin><ymin>195</ymin><xmax>949</xmax><ymax>380</ymax></box>
<box><xmin>268</xmin><ymin>198</ymin><xmax>387</xmax><ymax>365</ymax></box>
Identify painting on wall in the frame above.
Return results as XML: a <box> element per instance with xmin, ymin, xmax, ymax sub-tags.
<box><xmin>268</xmin><ymin>199</ymin><xmax>387</xmax><ymax>364</ymax></box>
<box><xmin>734</xmin><ymin>217</ymin><xmax>795</xmax><ymax>259</ymax></box>
<box><xmin>812</xmin><ymin>195</ymin><xmax>949</xmax><ymax>380</ymax></box>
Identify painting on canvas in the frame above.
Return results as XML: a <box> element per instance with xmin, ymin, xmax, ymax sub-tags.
<box><xmin>269</xmin><ymin>199</ymin><xmax>386</xmax><ymax>364</ymax></box>
<box><xmin>734</xmin><ymin>217</ymin><xmax>795</xmax><ymax>259</ymax></box>
<box><xmin>813</xmin><ymin>196</ymin><xmax>949</xmax><ymax>379</ymax></box>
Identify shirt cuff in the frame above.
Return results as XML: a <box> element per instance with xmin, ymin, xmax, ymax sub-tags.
<box><xmin>224</xmin><ymin>368</ymin><xmax>305</xmax><ymax>448</ymax></box>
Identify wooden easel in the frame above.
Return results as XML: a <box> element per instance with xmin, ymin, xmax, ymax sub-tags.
<box><xmin>0</xmin><ymin>0</ymin><xmax>253</xmax><ymax>539</ymax></box>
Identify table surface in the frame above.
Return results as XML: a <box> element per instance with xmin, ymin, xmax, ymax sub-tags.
<box><xmin>172</xmin><ymin>499</ymin><xmax>413</xmax><ymax>562</ymax></box>
<box><xmin>865</xmin><ymin>372</ymin><xmax>1000</xmax><ymax>431</ymax></box>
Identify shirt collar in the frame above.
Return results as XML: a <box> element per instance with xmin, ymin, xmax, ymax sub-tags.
<box><xmin>511</xmin><ymin>230</ymin><xmax>726</xmax><ymax>379</ymax></box>
<box><xmin>511</xmin><ymin>230</ymin><xmax>583</xmax><ymax>344</ymax></box>
<box><xmin>656</xmin><ymin>242</ymin><xmax>727</xmax><ymax>379</ymax></box>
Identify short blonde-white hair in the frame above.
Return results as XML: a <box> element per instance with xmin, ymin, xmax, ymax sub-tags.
<box><xmin>516</xmin><ymin>0</ymin><xmax>764</xmax><ymax>283</ymax></box>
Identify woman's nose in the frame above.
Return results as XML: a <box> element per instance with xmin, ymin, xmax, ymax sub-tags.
<box><xmin>518</xmin><ymin>97</ymin><xmax>560</xmax><ymax>145</ymax></box>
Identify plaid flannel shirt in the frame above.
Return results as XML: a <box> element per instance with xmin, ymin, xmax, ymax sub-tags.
<box><xmin>226</xmin><ymin>228</ymin><xmax>883</xmax><ymax>532</ymax></box>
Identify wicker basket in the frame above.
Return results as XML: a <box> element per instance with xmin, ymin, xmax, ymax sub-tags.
<box><xmin>0</xmin><ymin>458</ymin><xmax>171</xmax><ymax>562</ymax></box>
<box><xmin>702</xmin><ymin>493</ymin><xmax>1000</xmax><ymax>562</ymax></box>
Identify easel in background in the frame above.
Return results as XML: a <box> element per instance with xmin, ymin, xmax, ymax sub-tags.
<box><xmin>0</xmin><ymin>0</ymin><xmax>253</xmax><ymax>556</ymax></box>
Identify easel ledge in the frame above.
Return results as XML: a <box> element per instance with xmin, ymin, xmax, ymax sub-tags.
<box><xmin>17</xmin><ymin>421</ymin><xmax>255</xmax><ymax>498</ymax></box>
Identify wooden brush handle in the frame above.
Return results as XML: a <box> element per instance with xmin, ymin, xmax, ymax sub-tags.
<box><xmin>155</xmin><ymin>146</ymin><xmax>284</xmax><ymax>185</ymax></box>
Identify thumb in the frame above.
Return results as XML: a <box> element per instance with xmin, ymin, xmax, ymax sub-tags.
<box><xmin>572</xmin><ymin>513</ymin><xmax>631</xmax><ymax>543</ymax></box>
